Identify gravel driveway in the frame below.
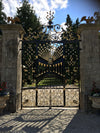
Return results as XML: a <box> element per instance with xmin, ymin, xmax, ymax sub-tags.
<box><xmin>0</xmin><ymin>108</ymin><xmax>100</xmax><ymax>133</ymax></box>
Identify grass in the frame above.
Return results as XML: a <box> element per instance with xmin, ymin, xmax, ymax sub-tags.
<box><xmin>23</xmin><ymin>82</ymin><xmax>36</xmax><ymax>87</ymax></box>
<box><xmin>23</xmin><ymin>74</ymin><xmax>79</xmax><ymax>87</ymax></box>
<box><xmin>38</xmin><ymin>76</ymin><xmax>63</xmax><ymax>86</ymax></box>
<box><xmin>23</xmin><ymin>74</ymin><xmax>64</xmax><ymax>87</ymax></box>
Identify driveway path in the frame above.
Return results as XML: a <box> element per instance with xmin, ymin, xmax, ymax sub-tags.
<box><xmin>0</xmin><ymin>108</ymin><xmax>100</xmax><ymax>133</ymax></box>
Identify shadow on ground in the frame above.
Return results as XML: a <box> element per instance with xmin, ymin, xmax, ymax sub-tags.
<box><xmin>0</xmin><ymin>109</ymin><xmax>100</xmax><ymax>133</ymax></box>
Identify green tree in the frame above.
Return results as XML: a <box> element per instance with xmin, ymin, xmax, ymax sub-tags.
<box><xmin>62</xmin><ymin>14</ymin><xmax>80</xmax><ymax>40</ymax></box>
<box><xmin>62</xmin><ymin>14</ymin><xmax>80</xmax><ymax>84</ymax></box>
<box><xmin>16</xmin><ymin>0</ymin><xmax>41</xmax><ymax>33</ymax></box>
<box><xmin>0</xmin><ymin>0</ymin><xmax>7</xmax><ymax>24</ymax></box>
<box><xmin>16</xmin><ymin>0</ymin><xmax>50</xmax><ymax>86</ymax></box>
<box><xmin>66</xmin><ymin>14</ymin><xmax>72</xmax><ymax>26</ymax></box>
<box><xmin>16</xmin><ymin>0</ymin><xmax>42</xmax><ymax>86</ymax></box>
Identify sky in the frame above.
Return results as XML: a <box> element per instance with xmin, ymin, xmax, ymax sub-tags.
<box><xmin>2</xmin><ymin>0</ymin><xmax>100</xmax><ymax>27</ymax></box>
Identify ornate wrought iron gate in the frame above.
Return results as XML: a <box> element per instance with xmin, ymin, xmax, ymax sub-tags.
<box><xmin>21</xmin><ymin>11</ymin><xmax>80</xmax><ymax>108</ymax></box>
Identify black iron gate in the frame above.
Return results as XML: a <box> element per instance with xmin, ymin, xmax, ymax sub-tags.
<box><xmin>21</xmin><ymin>11</ymin><xmax>80</xmax><ymax>108</ymax></box>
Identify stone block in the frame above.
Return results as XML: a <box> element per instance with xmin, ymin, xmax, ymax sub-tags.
<box><xmin>6</xmin><ymin>68</ymin><xmax>17</xmax><ymax>81</ymax></box>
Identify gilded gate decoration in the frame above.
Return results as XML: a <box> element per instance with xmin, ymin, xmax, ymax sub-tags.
<box><xmin>64</xmin><ymin>40</ymin><xmax>80</xmax><ymax>84</ymax></box>
<box><xmin>22</xmin><ymin>11</ymin><xmax>80</xmax><ymax>108</ymax></box>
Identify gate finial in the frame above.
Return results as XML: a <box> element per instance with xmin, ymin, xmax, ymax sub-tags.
<box><xmin>46</xmin><ymin>11</ymin><xmax>54</xmax><ymax>26</ymax></box>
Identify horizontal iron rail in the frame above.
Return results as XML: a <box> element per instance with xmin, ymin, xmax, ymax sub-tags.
<box><xmin>21</xmin><ymin>39</ymin><xmax>79</xmax><ymax>44</ymax></box>
<box><xmin>22</xmin><ymin>87</ymin><xmax>79</xmax><ymax>90</ymax></box>
<box><xmin>22</xmin><ymin>106</ymin><xmax>79</xmax><ymax>108</ymax></box>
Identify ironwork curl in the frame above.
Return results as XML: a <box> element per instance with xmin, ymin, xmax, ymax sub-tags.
<box><xmin>54</xmin><ymin>24</ymin><xmax>62</xmax><ymax>32</ymax></box>
<box><xmin>41</xmin><ymin>11</ymin><xmax>63</xmax><ymax>41</ymax></box>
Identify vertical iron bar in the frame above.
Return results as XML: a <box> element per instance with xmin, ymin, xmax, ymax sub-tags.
<box><xmin>36</xmin><ymin>41</ymin><xmax>38</xmax><ymax>107</ymax></box>
<box><xmin>63</xmin><ymin>41</ymin><xmax>66</xmax><ymax>107</ymax></box>
<box><xmin>49</xmin><ymin>89</ymin><xmax>51</xmax><ymax>109</ymax></box>
<box><xmin>36</xmin><ymin>89</ymin><xmax>38</xmax><ymax>107</ymax></box>
<box><xmin>49</xmin><ymin>64</ymin><xmax>51</xmax><ymax>109</ymax></box>
<box><xmin>21</xmin><ymin>40</ymin><xmax>24</xmax><ymax>110</ymax></box>
<box><xmin>78</xmin><ymin>40</ymin><xmax>80</xmax><ymax>109</ymax></box>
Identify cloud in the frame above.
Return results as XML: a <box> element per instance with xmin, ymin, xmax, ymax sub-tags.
<box><xmin>51</xmin><ymin>0</ymin><xmax>68</xmax><ymax>9</ymax></box>
<box><xmin>30</xmin><ymin>0</ymin><xmax>50</xmax><ymax>24</ymax></box>
<box><xmin>61</xmin><ymin>22</ymin><xmax>67</xmax><ymax>30</ymax></box>
<box><xmin>2</xmin><ymin>0</ymin><xmax>21</xmax><ymax>17</ymax></box>
<box><xmin>31</xmin><ymin>0</ymin><xmax>68</xmax><ymax>24</ymax></box>
<box><xmin>2</xmin><ymin>0</ymin><xmax>68</xmax><ymax>24</ymax></box>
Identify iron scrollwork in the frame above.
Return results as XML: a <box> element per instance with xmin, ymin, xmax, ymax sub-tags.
<box><xmin>22</xmin><ymin>11</ymin><xmax>80</xmax><ymax>87</ymax></box>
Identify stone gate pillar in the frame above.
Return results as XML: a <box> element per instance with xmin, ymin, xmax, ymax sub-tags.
<box><xmin>0</xmin><ymin>24</ymin><xmax>25</xmax><ymax>112</ymax></box>
<box><xmin>0</xmin><ymin>32</ymin><xmax>3</xmax><ymax>82</ymax></box>
<box><xmin>79</xmin><ymin>24</ymin><xmax>100</xmax><ymax>112</ymax></box>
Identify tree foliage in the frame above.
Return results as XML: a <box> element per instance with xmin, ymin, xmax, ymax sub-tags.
<box><xmin>16</xmin><ymin>0</ymin><xmax>41</xmax><ymax>33</ymax></box>
<box><xmin>62</xmin><ymin>15</ymin><xmax>80</xmax><ymax>84</ymax></box>
<box><xmin>0</xmin><ymin>0</ymin><xmax>7</xmax><ymax>24</ymax></box>
<box><xmin>16</xmin><ymin>0</ymin><xmax>42</xmax><ymax>86</ymax></box>
<box><xmin>16</xmin><ymin>0</ymin><xmax>51</xmax><ymax>86</ymax></box>
<box><xmin>62</xmin><ymin>14</ymin><xmax>80</xmax><ymax>40</ymax></box>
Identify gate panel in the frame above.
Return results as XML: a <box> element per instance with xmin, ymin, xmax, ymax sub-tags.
<box><xmin>38</xmin><ymin>89</ymin><xmax>50</xmax><ymax>106</ymax></box>
<box><xmin>22</xmin><ymin>89</ymin><xmax>36</xmax><ymax>107</ymax></box>
<box><xmin>21</xmin><ymin>11</ymin><xmax>80</xmax><ymax>108</ymax></box>
<box><xmin>65</xmin><ymin>88</ymin><xmax>79</xmax><ymax>107</ymax></box>
<box><xmin>64</xmin><ymin>40</ymin><xmax>80</xmax><ymax>85</ymax></box>
<box><xmin>22</xmin><ymin>87</ymin><xmax>79</xmax><ymax>107</ymax></box>
<box><xmin>51</xmin><ymin>89</ymin><xmax>64</xmax><ymax>106</ymax></box>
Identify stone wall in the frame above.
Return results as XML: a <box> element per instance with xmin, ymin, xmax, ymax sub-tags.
<box><xmin>0</xmin><ymin>24</ymin><xmax>25</xmax><ymax>112</ymax></box>
<box><xmin>0</xmin><ymin>38</ymin><xmax>2</xmax><ymax>82</ymax></box>
<box><xmin>79</xmin><ymin>24</ymin><xmax>100</xmax><ymax>112</ymax></box>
